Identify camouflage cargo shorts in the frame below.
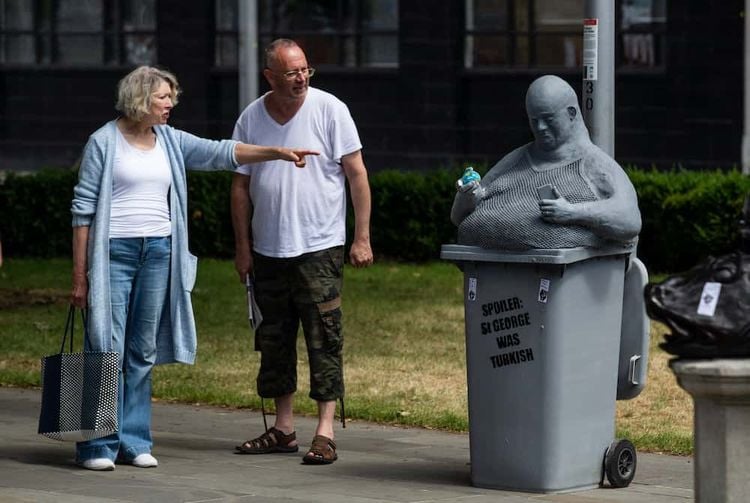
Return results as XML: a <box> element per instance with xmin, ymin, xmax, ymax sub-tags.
<box><xmin>252</xmin><ymin>246</ymin><xmax>344</xmax><ymax>401</ymax></box>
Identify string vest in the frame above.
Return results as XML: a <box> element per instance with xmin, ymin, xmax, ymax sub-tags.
<box><xmin>457</xmin><ymin>146</ymin><xmax>609</xmax><ymax>250</ymax></box>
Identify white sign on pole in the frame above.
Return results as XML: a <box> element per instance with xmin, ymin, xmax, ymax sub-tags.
<box><xmin>583</xmin><ymin>18</ymin><xmax>598</xmax><ymax>81</ymax></box>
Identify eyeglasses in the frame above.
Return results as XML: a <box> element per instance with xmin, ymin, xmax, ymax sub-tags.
<box><xmin>270</xmin><ymin>67</ymin><xmax>316</xmax><ymax>80</ymax></box>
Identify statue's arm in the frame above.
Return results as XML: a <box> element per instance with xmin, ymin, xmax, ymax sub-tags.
<box><xmin>545</xmin><ymin>157</ymin><xmax>641</xmax><ymax>240</ymax></box>
<box><xmin>450</xmin><ymin>182</ymin><xmax>485</xmax><ymax>226</ymax></box>
<box><xmin>450</xmin><ymin>152</ymin><xmax>519</xmax><ymax>226</ymax></box>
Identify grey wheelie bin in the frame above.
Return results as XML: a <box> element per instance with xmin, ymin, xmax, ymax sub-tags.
<box><xmin>441</xmin><ymin>243</ymin><xmax>648</xmax><ymax>493</ymax></box>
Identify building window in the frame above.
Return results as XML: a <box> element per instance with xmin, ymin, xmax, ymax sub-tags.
<box><xmin>464</xmin><ymin>0</ymin><xmax>666</xmax><ymax>69</ymax></box>
<box><xmin>215</xmin><ymin>0</ymin><xmax>239</xmax><ymax>68</ymax></box>
<box><xmin>0</xmin><ymin>0</ymin><xmax>34</xmax><ymax>64</ymax></box>
<box><xmin>620</xmin><ymin>0</ymin><xmax>666</xmax><ymax>68</ymax></box>
<box><xmin>0</xmin><ymin>0</ymin><xmax>156</xmax><ymax>66</ymax></box>
<box><xmin>214</xmin><ymin>0</ymin><xmax>399</xmax><ymax>68</ymax></box>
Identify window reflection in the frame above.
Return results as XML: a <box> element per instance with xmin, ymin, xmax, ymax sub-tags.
<box><xmin>124</xmin><ymin>34</ymin><xmax>155</xmax><ymax>65</ymax></box>
<box><xmin>361</xmin><ymin>0</ymin><xmax>398</xmax><ymax>66</ymax></box>
<box><xmin>0</xmin><ymin>0</ymin><xmax>156</xmax><ymax>66</ymax></box>
<box><xmin>57</xmin><ymin>0</ymin><xmax>101</xmax><ymax>32</ymax></box>
<box><xmin>217</xmin><ymin>0</ymin><xmax>399</xmax><ymax>68</ymax></box>
<box><xmin>535</xmin><ymin>0</ymin><xmax>582</xmax><ymax>68</ymax></box>
<box><xmin>215</xmin><ymin>0</ymin><xmax>238</xmax><ymax>67</ymax></box>
<box><xmin>123</xmin><ymin>0</ymin><xmax>156</xmax><ymax>64</ymax></box>
<box><xmin>467</xmin><ymin>0</ymin><xmax>583</xmax><ymax>68</ymax></box>
<box><xmin>0</xmin><ymin>0</ymin><xmax>34</xmax><ymax>63</ymax></box>
<box><xmin>465</xmin><ymin>0</ymin><xmax>666</xmax><ymax>69</ymax></box>
<box><xmin>56</xmin><ymin>0</ymin><xmax>102</xmax><ymax>64</ymax></box>
<box><xmin>621</xmin><ymin>0</ymin><xmax>665</xmax><ymax>68</ymax></box>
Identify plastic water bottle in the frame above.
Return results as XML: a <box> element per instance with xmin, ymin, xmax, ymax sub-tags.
<box><xmin>457</xmin><ymin>166</ymin><xmax>481</xmax><ymax>188</ymax></box>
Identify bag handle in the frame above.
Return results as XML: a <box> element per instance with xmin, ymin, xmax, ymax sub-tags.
<box><xmin>60</xmin><ymin>305</ymin><xmax>88</xmax><ymax>354</ymax></box>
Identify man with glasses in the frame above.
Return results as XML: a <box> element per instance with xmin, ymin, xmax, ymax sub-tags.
<box><xmin>230</xmin><ymin>38</ymin><xmax>373</xmax><ymax>465</ymax></box>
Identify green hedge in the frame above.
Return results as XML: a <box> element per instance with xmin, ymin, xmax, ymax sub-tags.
<box><xmin>1</xmin><ymin>167</ymin><xmax>749</xmax><ymax>273</ymax></box>
<box><xmin>627</xmin><ymin>169</ymin><xmax>750</xmax><ymax>272</ymax></box>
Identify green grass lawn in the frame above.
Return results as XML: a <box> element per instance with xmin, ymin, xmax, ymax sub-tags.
<box><xmin>0</xmin><ymin>257</ymin><xmax>692</xmax><ymax>455</ymax></box>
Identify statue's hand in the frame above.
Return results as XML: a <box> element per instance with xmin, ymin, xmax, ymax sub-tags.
<box><xmin>539</xmin><ymin>190</ymin><xmax>577</xmax><ymax>224</ymax></box>
<box><xmin>451</xmin><ymin>179</ymin><xmax>485</xmax><ymax>225</ymax></box>
<box><xmin>456</xmin><ymin>179</ymin><xmax>480</xmax><ymax>193</ymax></box>
<box><xmin>456</xmin><ymin>167</ymin><xmax>481</xmax><ymax>191</ymax></box>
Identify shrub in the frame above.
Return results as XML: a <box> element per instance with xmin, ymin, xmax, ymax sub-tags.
<box><xmin>627</xmin><ymin>168</ymin><xmax>750</xmax><ymax>272</ymax></box>
<box><xmin>1</xmin><ymin>166</ymin><xmax>749</xmax><ymax>273</ymax></box>
<box><xmin>0</xmin><ymin>170</ymin><xmax>77</xmax><ymax>258</ymax></box>
<box><xmin>366</xmin><ymin>168</ymin><xmax>462</xmax><ymax>261</ymax></box>
<box><xmin>185</xmin><ymin>171</ymin><xmax>235</xmax><ymax>258</ymax></box>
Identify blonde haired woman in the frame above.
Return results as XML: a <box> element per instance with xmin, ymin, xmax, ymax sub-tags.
<box><xmin>70</xmin><ymin>66</ymin><xmax>316</xmax><ymax>471</ymax></box>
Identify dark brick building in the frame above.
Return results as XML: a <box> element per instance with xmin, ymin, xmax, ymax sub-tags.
<box><xmin>0</xmin><ymin>0</ymin><xmax>743</xmax><ymax>172</ymax></box>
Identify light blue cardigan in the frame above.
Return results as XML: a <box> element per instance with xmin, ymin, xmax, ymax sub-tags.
<box><xmin>71</xmin><ymin>120</ymin><xmax>239</xmax><ymax>364</ymax></box>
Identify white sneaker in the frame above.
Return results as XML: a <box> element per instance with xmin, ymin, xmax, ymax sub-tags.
<box><xmin>80</xmin><ymin>458</ymin><xmax>115</xmax><ymax>471</ymax></box>
<box><xmin>131</xmin><ymin>453</ymin><xmax>158</xmax><ymax>468</ymax></box>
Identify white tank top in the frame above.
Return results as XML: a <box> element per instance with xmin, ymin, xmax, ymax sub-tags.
<box><xmin>110</xmin><ymin>127</ymin><xmax>172</xmax><ymax>238</ymax></box>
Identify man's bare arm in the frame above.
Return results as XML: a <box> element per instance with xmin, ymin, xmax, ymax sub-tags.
<box><xmin>230</xmin><ymin>173</ymin><xmax>254</xmax><ymax>281</ymax></box>
<box><xmin>342</xmin><ymin>150</ymin><xmax>373</xmax><ymax>268</ymax></box>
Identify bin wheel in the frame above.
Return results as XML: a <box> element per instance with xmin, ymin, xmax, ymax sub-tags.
<box><xmin>604</xmin><ymin>439</ymin><xmax>637</xmax><ymax>488</ymax></box>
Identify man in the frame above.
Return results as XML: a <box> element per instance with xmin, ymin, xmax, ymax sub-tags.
<box><xmin>451</xmin><ymin>74</ymin><xmax>641</xmax><ymax>250</ymax></box>
<box><xmin>230</xmin><ymin>39</ymin><xmax>373</xmax><ymax>465</ymax></box>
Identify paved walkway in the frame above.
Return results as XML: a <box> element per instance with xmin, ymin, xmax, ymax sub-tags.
<box><xmin>0</xmin><ymin>387</ymin><xmax>693</xmax><ymax>502</ymax></box>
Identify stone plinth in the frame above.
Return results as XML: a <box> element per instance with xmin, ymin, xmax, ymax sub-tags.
<box><xmin>670</xmin><ymin>359</ymin><xmax>750</xmax><ymax>503</ymax></box>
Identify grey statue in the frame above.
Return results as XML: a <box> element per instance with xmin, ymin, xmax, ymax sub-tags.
<box><xmin>451</xmin><ymin>75</ymin><xmax>642</xmax><ymax>250</ymax></box>
<box><xmin>645</xmin><ymin>193</ymin><xmax>750</xmax><ymax>357</ymax></box>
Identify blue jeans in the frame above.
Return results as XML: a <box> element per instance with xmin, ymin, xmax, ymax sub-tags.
<box><xmin>76</xmin><ymin>236</ymin><xmax>171</xmax><ymax>462</ymax></box>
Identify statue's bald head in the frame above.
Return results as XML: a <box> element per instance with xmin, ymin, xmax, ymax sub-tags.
<box><xmin>525</xmin><ymin>75</ymin><xmax>579</xmax><ymax>117</ymax></box>
<box><xmin>525</xmin><ymin>75</ymin><xmax>585</xmax><ymax>152</ymax></box>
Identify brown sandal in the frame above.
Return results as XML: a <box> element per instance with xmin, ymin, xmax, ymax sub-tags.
<box><xmin>235</xmin><ymin>427</ymin><xmax>299</xmax><ymax>454</ymax></box>
<box><xmin>302</xmin><ymin>435</ymin><xmax>337</xmax><ymax>465</ymax></box>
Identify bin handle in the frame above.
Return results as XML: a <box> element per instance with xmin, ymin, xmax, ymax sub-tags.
<box><xmin>628</xmin><ymin>355</ymin><xmax>641</xmax><ymax>385</ymax></box>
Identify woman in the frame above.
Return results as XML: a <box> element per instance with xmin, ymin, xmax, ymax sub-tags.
<box><xmin>70</xmin><ymin>65</ymin><xmax>315</xmax><ymax>471</ymax></box>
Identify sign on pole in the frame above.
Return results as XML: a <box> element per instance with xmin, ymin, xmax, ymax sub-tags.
<box><xmin>583</xmin><ymin>1</ymin><xmax>615</xmax><ymax>157</ymax></box>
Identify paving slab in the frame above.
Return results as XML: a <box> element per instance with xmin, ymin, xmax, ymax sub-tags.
<box><xmin>0</xmin><ymin>387</ymin><xmax>693</xmax><ymax>502</ymax></box>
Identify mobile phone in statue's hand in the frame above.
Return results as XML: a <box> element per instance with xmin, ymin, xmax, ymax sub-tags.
<box><xmin>537</xmin><ymin>184</ymin><xmax>557</xmax><ymax>200</ymax></box>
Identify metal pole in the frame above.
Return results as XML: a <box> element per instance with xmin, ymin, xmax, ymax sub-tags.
<box><xmin>582</xmin><ymin>0</ymin><xmax>615</xmax><ymax>157</ymax></box>
<box><xmin>743</xmin><ymin>0</ymin><xmax>750</xmax><ymax>174</ymax></box>
<box><xmin>238</xmin><ymin>0</ymin><xmax>259</xmax><ymax>112</ymax></box>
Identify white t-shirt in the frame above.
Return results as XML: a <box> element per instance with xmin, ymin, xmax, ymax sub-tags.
<box><xmin>233</xmin><ymin>87</ymin><xmax>362</xmax><ymax>257</ymax></box>
<box><xmin>110</xmin><ymin>127</ymin><xmax>172</xmax><ymax>238</ymax></box>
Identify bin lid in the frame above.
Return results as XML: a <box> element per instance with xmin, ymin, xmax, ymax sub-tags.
<box><xmin>440</xmin><ymin>243</ymin><xmax>635</xmax><ymax>265</ymax></box>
